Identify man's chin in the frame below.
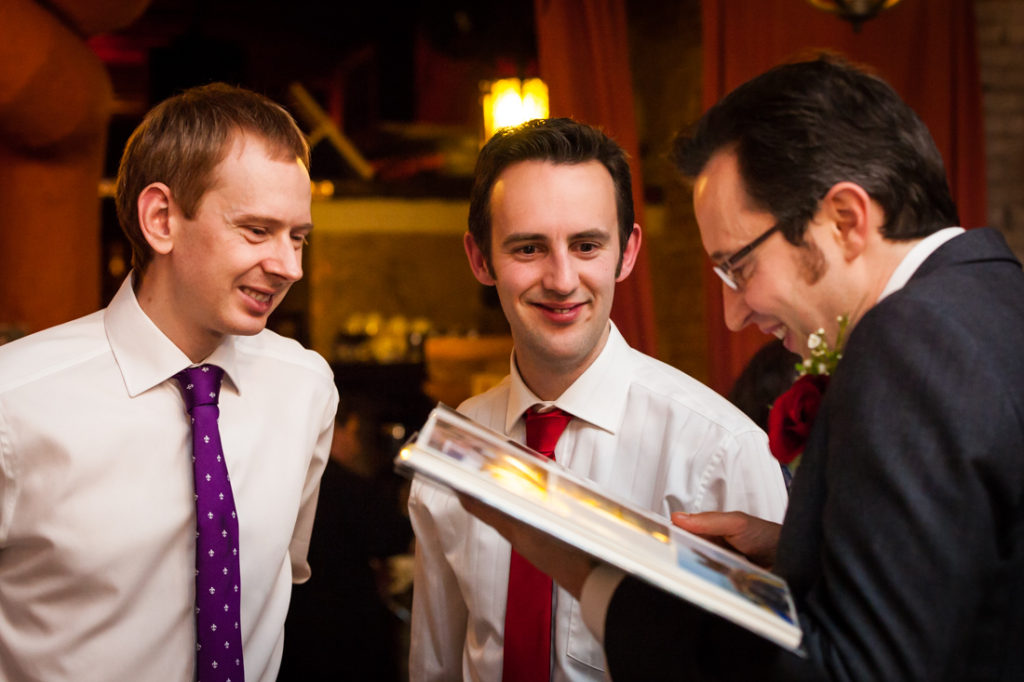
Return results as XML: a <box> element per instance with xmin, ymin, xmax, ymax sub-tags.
<box><xmin>779</xmin><ymin>331</ymin><xmax>803</xmax><ymax>355</ymax></box>
<box><xmin>226</xmin><ymin>314</ymin><xmax>272</xmax><ymax>337</ymax></box>
<box><xmin>539</xmin><ymin>338</ymin><xmax>605</xmax><ymax>373</ymax></box>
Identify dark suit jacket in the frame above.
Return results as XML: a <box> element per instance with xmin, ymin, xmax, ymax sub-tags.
<box><xmin>604</xmin><ymin>228</ymin><xmax>1024</xmax><ymax>681</ymax></box>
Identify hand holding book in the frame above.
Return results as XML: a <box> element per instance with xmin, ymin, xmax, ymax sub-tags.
<box><xmin>397</xmin><ymin>404</ymin><xmax>803</xmax><ymax>652</ymax></box>
<box><xmin>670</xmin><ymin>511</ymin><xmax>781</xmax><ymax>570</ymax></box>
<box><xmin>459</xmin><ymin>497</ymin><xmax>782</xmax><ymax>602</ymax></box>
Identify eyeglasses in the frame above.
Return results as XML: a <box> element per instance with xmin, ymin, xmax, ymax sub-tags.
<box><xmin>712</xmin><ymin>223</ymin><xmax>781</xmax><ymax>291</ymax></box>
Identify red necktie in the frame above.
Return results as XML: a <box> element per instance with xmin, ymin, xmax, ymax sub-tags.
<box><xmin>502</xmin><ymin>406</ymin><xmax>573</xmax><ymax>682</ymax></box>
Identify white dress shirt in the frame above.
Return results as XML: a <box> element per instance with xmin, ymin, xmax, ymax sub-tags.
<box><xmin>408</xmin><ymin>322</ymin><xmax>788</xmax><ymax>682</ymax></box>
<box><xmin>877</xmin><ymin>227</ymin><xmax>965</xmax><ymax>302</ymax></box>
<box><xmin>0</xmin><ymin>276</ymin><xmax>338</xmax><ymax>682</ymax></box>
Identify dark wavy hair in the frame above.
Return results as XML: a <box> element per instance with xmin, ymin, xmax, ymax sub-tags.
<box><xmin>673</xmin><ymin>55</ymin><xmax>959</xmax><ymax>245</ymax></box>
<box><xmin>467</xmin><ymin>117</ymin><xmax>634</xmax><ymax>271</ymax></box>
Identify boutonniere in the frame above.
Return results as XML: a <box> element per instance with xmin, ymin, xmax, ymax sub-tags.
<box><xmin>768</xmin><ymin>315</ymin><xmax>849</xmax><ymax>472</ymax></box>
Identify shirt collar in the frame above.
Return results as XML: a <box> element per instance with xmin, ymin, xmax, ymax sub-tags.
<box><xmin>877</xmin><ymin>227</ymin><xmax>965</xmax><ymax>303</ymax></box>
<box><xmin>104</xmin><ymin>273</ymin><xmax>241</xmax><ymax>398</ymax></box>
<box><xmin>504</xmin><ymin>321</ymin><xmax>633</xmax><ymax>435</ymax></box>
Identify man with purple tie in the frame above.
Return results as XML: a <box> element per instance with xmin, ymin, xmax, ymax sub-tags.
<box><xmin>0</xmin><ymin>83</ymin><xmax>338</xmax><ymax>681</ymax></box>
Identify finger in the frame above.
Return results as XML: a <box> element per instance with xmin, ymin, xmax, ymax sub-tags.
<box><xmin>671</xmin><ymin>510</ymin><xmax>740</xmax><ymax>534</ymax></box>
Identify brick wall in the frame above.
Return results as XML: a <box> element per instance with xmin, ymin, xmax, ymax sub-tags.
<box><xmin>976</xmin><ymin>0</ymin><xmax>1024</xmax><ymax>258</ymax></box>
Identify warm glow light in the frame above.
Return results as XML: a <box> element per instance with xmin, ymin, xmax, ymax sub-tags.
<box><xmin>520</xmin><ymin>78</ymin><xmax>549</xmax><ymax>121</ymax></box>
<box><xmin>806</xmin><ymin>0</ymin><xmax>901</xmax><ymax>12</ymax></box>
<box><xmin>806</xmin><ymin>0</ymin><xmax>902</xmax><ymax>30</ymax></box>
<box><xmin>482</xmin><ymin>78</ymin><xmax>549</xmax><ymax>140</ymax></box>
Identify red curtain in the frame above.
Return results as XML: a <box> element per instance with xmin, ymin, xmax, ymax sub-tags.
<box><xmin>534</xmin><ymin>0</ymin><xmax>658</xmax><ymax>356</ymax></box>
<box><xmin>0</xmin><ymin>0</ymin><xmax>150</xmax><ymax>334</ymax></box>
<box><xmin>701</xmin><ymin>0</ymin><xmax>986</xmax><ymax>394</ymax></box>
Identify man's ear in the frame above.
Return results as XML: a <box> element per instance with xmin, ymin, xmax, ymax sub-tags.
<box><xmin>615</xmin><ymin>224</ymin><xmax>642</xmax><ymax>282</ymax></box>
<box><xmin>137</xmin><ymin>182</ymin><xmax>175</xmax><ymax>256</ymax></box>
<box><xmin>464</xmin><ymin>232</ymin><xmax>496</xmax><ymax>286</ymax></box>
<box><xmin>821</xmin><ymin>182</ymin><xmax>873</xmax><ymax>261</ymax></box>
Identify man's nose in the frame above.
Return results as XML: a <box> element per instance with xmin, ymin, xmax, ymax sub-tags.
<box><xmin>722</xmin><ymin>284</ymin><xmax>751</xmax><ymax>332</ymax></box>
<box><xmin>542</xmin><ymin>249</ymin><xmax>579</xmax><ymax>294</ymax></box>
<box><xmin>264</xmin><ymin>234</ymin><xmax>303</xmax><ymax>281</ymax></box>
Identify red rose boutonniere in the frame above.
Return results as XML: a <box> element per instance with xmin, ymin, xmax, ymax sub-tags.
<box><xmin>768</xmin><ymin>374</ymin><xmax>830</xmax><ymax>465</ymax></box>
<box><xmin>767</xmin><ymin>315</ymin><xmax>848</xmax><ymax>472</ymax></box>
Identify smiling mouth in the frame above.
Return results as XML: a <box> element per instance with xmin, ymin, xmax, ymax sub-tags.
<box><xmin>759</xmin><ymin>324</ymin><xmax>787</xmax><ymax>340</ymax></box>
<box><xmin>535</xmin><ymin>302</ymin><xmax>582</xmax><ymax>314</ymax></box>
<box><xmin>241</xmin><ymin>286</ymin><xmax>273</xmax><ymax>303</ymax></box>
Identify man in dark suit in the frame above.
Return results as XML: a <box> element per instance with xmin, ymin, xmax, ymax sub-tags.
<box><xmin>464</xmin><ymin>55</ymin><xmax>1024</xmax><ymax>680</ymax></box>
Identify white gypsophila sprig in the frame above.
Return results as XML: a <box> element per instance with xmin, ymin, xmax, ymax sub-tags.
<box><xmin>796</xmin><ymin>315</ymin><xmax>848</xmax><ymax>376</ymax></box>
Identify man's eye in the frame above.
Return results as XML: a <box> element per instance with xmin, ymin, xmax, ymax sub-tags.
<box><xmin>517</xmin><ymin>244</ymin><xmax>539</xmax><ymax>255</ymax></box>
<box><xmin>292</xmin><ymin>234</ymin><xmax>309</xmax><ymax>246</ymax></box>
<box><xmin>732</xmin><ymin>262</ymin><xmax>753</xmax><ymax>288</ymax></box>
<box><xmin>245</xmin><ymin>226</ymin><xmax>268</xmax><ymax>237</ymax></box>
<box><xmin>577</xmin><ymin>242</ymin><xmax>598</xmax><ymax>253</ymax></box>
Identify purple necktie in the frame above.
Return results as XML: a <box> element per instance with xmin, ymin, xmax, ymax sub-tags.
<box><xmin>174</xmin><ymin>364</ymin><xmax>245</xmax><ymax>682</ymax></box>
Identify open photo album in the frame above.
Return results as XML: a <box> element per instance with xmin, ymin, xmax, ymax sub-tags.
<box><xmin>396</xmin><ymin>404</ymin><xmax>804</xmax><ymax>653</ymax></box>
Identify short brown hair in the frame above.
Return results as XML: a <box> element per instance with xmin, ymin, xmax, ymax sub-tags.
<box><xmin>115</xmin><ymin>83</ymin><xmax>310</xmax><ymax>275</ymax></box>
<box><xmin>468</xmin><ymin>118</ymin><xmax>634</xmax><ymax>273</ymax></box>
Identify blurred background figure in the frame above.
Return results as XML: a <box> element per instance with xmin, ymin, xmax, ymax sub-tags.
<box><xmin>727</xmin><ymin>339</ymin><xmax>799</xmax><ymax>432</ymax></box>
<box><xmin>280</xmin><ymin>396</ymin><xmax>414</xmax><ymax>682</ymax></box>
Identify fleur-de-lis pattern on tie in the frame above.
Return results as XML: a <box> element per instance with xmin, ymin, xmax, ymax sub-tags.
<box><xmin>174</xmin><ymin>364</ymin><xmax>245</xmax><ymax>682</ymax></box>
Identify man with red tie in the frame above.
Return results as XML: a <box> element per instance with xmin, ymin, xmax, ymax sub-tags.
<box><xmin>407</xmin><ymin>118</ymin><xmax>788</xmax><ymax>682</ymax></box>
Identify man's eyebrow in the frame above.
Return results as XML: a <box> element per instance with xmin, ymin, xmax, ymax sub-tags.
<box><xmin>568</xmin><ymin>229</ymin><xmax>610</xmax><ymax>242</ymax></box>
<box><xmin>232</xmin><ymin>213</ymin><xmax>314</xmax><ymax>232</ymax></box>
<box><xmin>500</xmin><ymin>229</ymin><xmax>610</xmax><ymax>247</ymax></box>
<box><xmin>500</xmin><ymin>232</ymin><xmax>547</xmax><ymax>247</ymax></box>
<box><xmin>709</xmin><ymin>248</ymin><xmax>732</xmax><ymax>263</ymax></box>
